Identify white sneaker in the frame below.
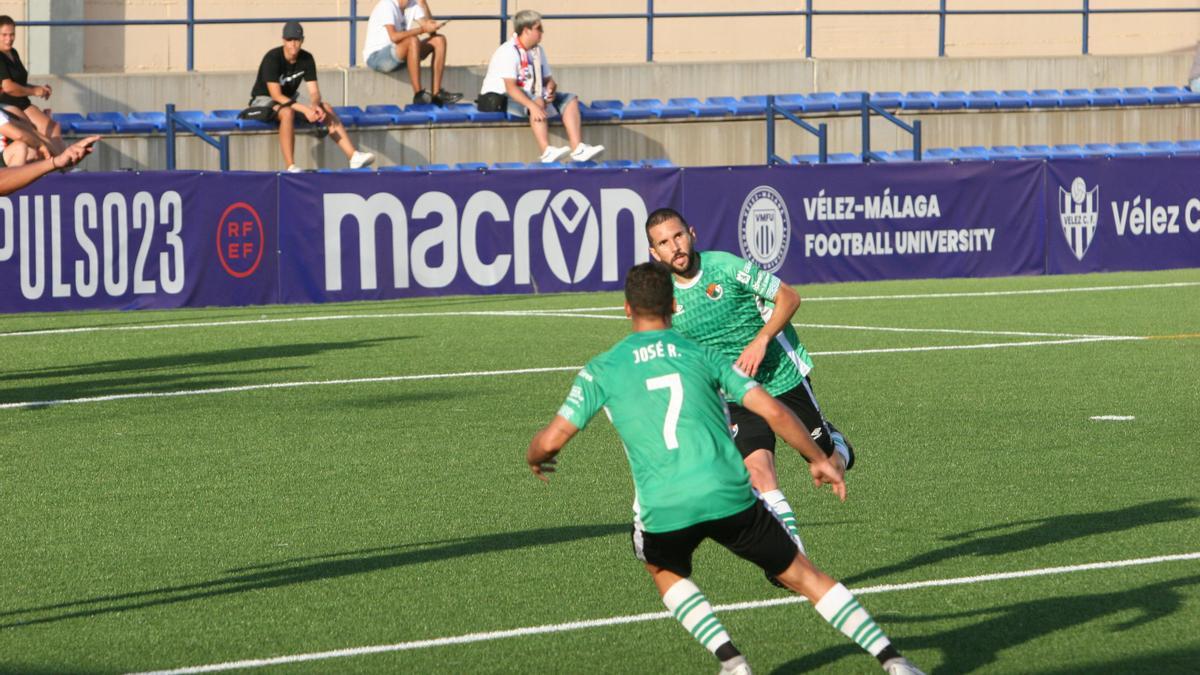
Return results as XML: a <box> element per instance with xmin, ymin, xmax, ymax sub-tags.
<box><xmin>538</xmin><ymin>145</ymin><xmax>570</xmax><ymax>163</ymax></box>
<box><xmin>350</xmin><ymin>151</ymin><xmax>375</xmax><ymax>169</ymax></box>
<box><xmin>285</xmin><ymin>164</ymin><xmax>303</xmax><ymax>173</ymax></box>
<box><xmin>719</xmin><ymin>661</ymin><xmax>752</xmax><ymax>675</ymax></box>
<box><xmin>569</xmin><ymin>143</ymin><xmax>605</xmax><ymax>162</ymax></box>
<box><xmin>882</xmin><ymin>657</ymin><xmax>925</xmax><ymax>675</ymax></box>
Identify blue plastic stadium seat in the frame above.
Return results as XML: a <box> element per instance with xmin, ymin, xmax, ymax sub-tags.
<box><xmin>705</xmin><ymin>96</ymin><xmax>762</xmax><ymax>116</ymax></box>
<box><xmin>791</xmin><ymin>154</ymin><xmax>821</xmax><ymax>164</ymax></box>
<box><xmin>52</xmin><ymin>111</ymin><xmax>86</xmax><ymax>131</ymax></box>
<box><xmin>72</xmin><ymin>117</ymin><xmax>115</xmax><ymax>134</ymax></box>
<box><xmin>629</xmin><ymin>98</ymin><xmax>694</xmax><ymax>119</ymax></box>
<box><xmin>1143</xmin><ymin>141</ymin><xmax>1178</xmax><ymax>156</ymax></box>
<box><xmin>1049</xmin><ymin>144</ymin><xmax>1086</xmax><ymax>159</ymax></box>
<box><xmin>591</xmin><ymin>99</ymin><xmax>653</xmax><ymax>121</ymax></box>
<box><xmin>958</xmin><ymin>146</ymin><xmax>990</xmax><ymax>160</ymax></box>
<box><xmin>415</xmin><ymin>163</ymin><xmax>452</xmax><ymax>171</ymax></box>
<box><xmin>448</xmin><ymin>103</ymin><xmax>505</xmax><ymax>123</ymax></box>
<box><xmin>641</xmin><ymin>158</ymin><xmax>676</xmax><ymax>168</ymax></box>
<box><xmin>935</xmin><ymin>91</ymin><xmax>968</xmax><ymax>110</ymax></box>
<box><xmin>407</xmin><ymin>103</ymin><xmax>471</xmax><ymax>123</ymax></box>
<box><xmin>733</xmin><ymin>96</ymin><xmax>768</xmax><ymax>116</ymax></box>
<box><xmin>492</xmin><ymin>162</ymin><xmax>527</xmax><ymax>170</ymax></box>
<box><xmin>769</xmin><ymin>94</ymin><xmax>808</xmax><ymax>113</ymax></box>
<box><xmin>668</xmin><ymin>97</ymin><xmax>728</xmax><ymax>117</ymax></box>
<box><xmin>1021</xmin><ymin>144</ymin><xmax>1052</xmax><ymax>159</ymax></box>
<box><xmin>1175</xmin><ymin>139</ymin><xmax>1200</xmax><ymax>154</ymax></box>
<box><xmin>198</xmin><ymin>114</ymin><xmax>239</xmax><ymax>132</ymax></box>
<box><xmin>828</xmin><ymin>152</ymin><xmax>860</xmax><ymax>163</ymax></box>
<box><xmin>1039</xmin><ymin>89</ymin><xmax>1085</xmax><ymax>108</ymax></box>
<box><xmin>1104</xmin><ymin>87</ymin><xmax>1146</xmax><ymax>106</ymax></box>
<box><xmin>965</xmin><ymin>91</ymin><xmax>1000</xmax><ymax>109</ymax></box>
<box><xmin>1130</xmin><ymin>87</ymin><xmax>1177</xmax><ymax>105</ymax></box>
<box><xmin>836</xmin><ymin>91</ymin><xmax>869</xmax><ymax>111</ymax></box>
<box><xmin>565</xmin><ymin>160</ymin><xmax>601</xmax><ymax>168</ymax></box>
<box><xmin>900</xmin><ymin>91</ymin><xmax>937</xmax><ymax>110</ymax></box>
<box><xmin>870</xmin><ymin>91</ymin><xmax>903</xmax><ymax>109</ymax></box>
<box><xmin>1111</xmin><ymin>142</ymin><xmax>1146</xmax><ymax>156</ymax></box>
<box><xmin>926</xmin><ymin>147</ymin><xmax>959</xmax><ymax>161</ymax></box>
<box><xmin>989</xmin><ymin>145</ymin><xmax>1024</xmax><ymax>160</ymax></box>
<box><xmin>1082</xmin><ymin>143</ymin><xmax>1117</xmax><ymax>157</ymax></box>
<box><xmin>454</xmin><ymin>162</ymin><xmax>488</xmax><ymax>170</ymax></box>
<box><xmin>1078</xmin><ymin>88</ymin><xmax>1121</xmax><ymax>106</ymax></box>
<box><xmin>995</xmin><ymin>90</ymin><xmax>1031</xmax><ymax>109</ymax></box>
<box><xmin>578</xmin><ymin>103</ymin><xmax>618</xmax><ymax>122</ymax></box>
<box><xmin>378</xmin><ymin>164</ymin><xmax>414</xmax><ymax>171</ymax></box>
<box><xmin>891</xmin><ymin>149</ymin><xmax>916</xmax><ymax>161</ymax></box>
<box><xmin>1163</xmin><ymin>86</ymin><xmax>1200</xmax><ymax>104</ymax></box>
<box><xmin>86</xmin><ymin>111</ymin><xmax>157</xmax><ymax>134</ymax></box>
<box><xmin>602</xmin><ymin>159</ymin><xmax>638</xmax><ymax>168</ymax></box>
<box><xmin>1022</xmin><ymin>89</ymin><xmax>1060</xmax><ymax>108</ymax></box>
<box><xmin>332</xmin><ymin>106</ymin><xmax>364</xmax><ymax>126</ymax></box>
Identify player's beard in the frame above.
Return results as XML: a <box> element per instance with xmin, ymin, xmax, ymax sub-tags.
<box><xmin>672</xmin><ymin>249</ymin><xmax>699</xmax><ymax>278</ymax></box>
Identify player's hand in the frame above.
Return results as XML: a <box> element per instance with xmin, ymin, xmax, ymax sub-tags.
<box><xmin>529</xmin><ymin>456</ymin><xmax>557</xmax><ymax>482</ymax></box>
<box><xmin>735</xmin><ymin>337</ymin><xmax>770</xmax><ymax>377</ymax></box>
<box><xmin>809</xmin><ymin>457</ymin><xmax>846</xmax><ymax>502</ymax></box>
<box><xmin>52</xmin><ymin>135</ymin><xmax>99</xmax><ymax>170</ymax></box>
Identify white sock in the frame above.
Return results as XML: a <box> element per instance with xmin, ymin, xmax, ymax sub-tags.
<box><xmin>814</xmin><ymin>583</ymin><xmax>891</xmax><ymax>657</ymax></box>
<box><xmin>829</xmin><ymin>429</ymin><xmax>851</xmax><ymax>467</ymax></box>
<box><xmin>760</xmin><ymin>489</ymin><xmax>806</xmax><ymax>555</ymax></box>
<box><xmin>662</xmin><ymin>578</ymin><xmax>733</xmax><ymax>656</ymax></box>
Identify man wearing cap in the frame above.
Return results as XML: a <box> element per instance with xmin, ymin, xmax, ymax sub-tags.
<box><xmin>362</xmin><ymin>0</ymin><xmax>462</xmax><ymax>106</ymax></box>
<box><xmin>249</xmin><ymin>21</ymin><xmax>374</xmax><ymax>172</ymax></box>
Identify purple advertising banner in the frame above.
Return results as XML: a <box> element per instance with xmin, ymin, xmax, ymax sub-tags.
<box><xmin>276</xmin><ymin>169</ymin><xmax>681</xmax><ymax>303</ymax></box>
<box><xmin>1045</xmin><ymin>157</ymin><xmax>1200</xmax><ymax>274</ymax></box>
<box><xmin>680</xmin><ymin>161</ymin><xmax>1045</xmax><ymax>284</ymax></box>
<box><xmin>0</xmin><ymin>171</ymin><xmax>279</xmax><ymax>314</ymax></box>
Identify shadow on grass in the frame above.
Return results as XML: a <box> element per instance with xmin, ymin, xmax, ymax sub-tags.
<box><xmin>843</xmin><ymin>498</ymin><xmax>1200</xmax><ymax>586</ymax></box>
<box><xmin>768</xmin><ymin>574</ymin><xmax>1200</xmax><ymax>674</ymax></box>
<box><xmin>0</xmin><ymin>522</ymin><xmax>627</xmax><ymax>629</ymax></box>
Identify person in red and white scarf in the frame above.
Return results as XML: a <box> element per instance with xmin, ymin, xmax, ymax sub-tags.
<box><xmin>478</xmin><ymin>10</ymin><xmax>605</xmax><ymax>164</ymax></box>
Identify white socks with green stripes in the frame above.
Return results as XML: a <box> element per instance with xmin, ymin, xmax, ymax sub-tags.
<box><xmin>760</xmin><ymin>489</ymin><xmax>806</xmax><ymax>555</ymax></box>
<box><xmin>814</xmin><ymin>583</ymin><xmax>891</xmax><ymax>657</ymax></box>
<box><xmin>662</xmin><ymin>578</ymin><xmax>736</xmax><ymax>661</ymax></box>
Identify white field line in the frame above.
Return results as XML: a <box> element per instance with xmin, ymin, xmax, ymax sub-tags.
<box><xmin>129</xmin><ymin>551</ymin><xmax>1200</xmax><ymax>675</ymax></box>
<box><xmin>0</xmin><ymin>335</ymin><xmax>1148</xmax><ymax>411</ymax></box>
<box><xmin>2</xmin><ymin>280</ymin><xmax>1195</xmax><ymax>339</ymax></box>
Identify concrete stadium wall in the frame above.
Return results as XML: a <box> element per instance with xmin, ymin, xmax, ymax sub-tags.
<box><xmin>87</xmin><ymin>104</ymin><xmax>1200</xmax><ymax>172</ymax></box>
<box><xmin>27</xmin><ymin>52</ymin><xmax>1198</xmax><ymax>116</ymax></box>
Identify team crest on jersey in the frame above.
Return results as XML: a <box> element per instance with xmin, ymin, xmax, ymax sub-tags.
<box><xmin>738</xmin><ymin>186</ymin><xmax>791</xmax><ymax>273</ymax></box>
<box><xmin>1058</xmin><ymin>177</ymin><xmax>1099</xmax><ymax>261</ymax></box>
<box><xmin>705</xmin><ymin>282</ymin><xmax>723</xmax><ymax>300</ymax></box>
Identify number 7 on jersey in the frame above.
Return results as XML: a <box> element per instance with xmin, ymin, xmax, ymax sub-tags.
<box><xmin>645</xmin><ymin>373</ymin><xmax>684</xmax><ymax>450</ymax></box>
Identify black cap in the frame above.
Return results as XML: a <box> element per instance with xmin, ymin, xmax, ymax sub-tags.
<box><xmin>282</xmin><ymin>21</ymin><xmax>304</xmax><ymax>40</ymax></box>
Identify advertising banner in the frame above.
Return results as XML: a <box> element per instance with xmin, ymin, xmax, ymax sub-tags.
<box><xmin>681</xmin><ymin>162</ymin><xmax>1045</xmax><ymax>284</ymax></box>
<box><xmin>277</xmin><ymin>169</ymin><xmax>681</xmax><ymax>303</ymax></box>
<box><xmin>1044</xmin><ymin>157</ymin><xmax>1200</xmax><ymax>274</ymax></box>
<box><xmin>0</xmin><ymin>171</ymin><xmax>279</xmax><ymax>314</ymax></box>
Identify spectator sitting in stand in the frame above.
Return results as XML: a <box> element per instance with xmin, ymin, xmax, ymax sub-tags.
<box><xmin>0</xmin><ymin>15</ymin><xmax>66</xmax><ymax>156</ymax></box>
<box><xmin>248</xmin><ymin>21</ymin><xmax>374</xmax><ymax>172</ymax></box>
<box><xmin>362</xmin><ymin>0</ymin><xmax>462</xmax><ymax>106</ymax></box>
<box><xmin>478</xmin><ymin>10</ymin><xmax>604</xmax><ymax>164</ymax></box>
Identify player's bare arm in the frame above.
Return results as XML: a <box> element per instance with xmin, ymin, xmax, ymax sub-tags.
<box><xmin>526</xmin><ymin>415</ymin><xmax>578</xmax><ymax>481</ymax></box>
<box><xmin>741</xmin><ymin>387</ymin><xmax>846</xmax><ymax>501</ymax></box>
<box><xmin>736</xmin><ymin>282</ymin><xmax>801</xmax><ymax>377</ymax></box>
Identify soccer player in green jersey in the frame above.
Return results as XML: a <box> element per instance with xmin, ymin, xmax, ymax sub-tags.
<box><xmin>644</xmin><ymin>207</ymin><xmax>854</xmax><ymax>557</ymax></box>
<box><xmin>526</xmin><ymin>262</ymin><xmax>923</xmax><ymax>675</ymax></box>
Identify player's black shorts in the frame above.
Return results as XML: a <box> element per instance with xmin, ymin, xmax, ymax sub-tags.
<box><xmin>728</xmin><ymin>377</ymin><xmax>834</xmax><ymax>459</ymax></box>
<box><xmin>630</xmin><ymin>500</ymin><xmax>797</xmax><ymax>579</ymax></box>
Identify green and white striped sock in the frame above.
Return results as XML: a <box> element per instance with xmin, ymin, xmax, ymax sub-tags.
<box><xmin>662</xmin><ymin>578</ymin><xmax>734</xmax><ymax>658</ymax></box>
<box><xmin>760</xmin><ymin>489</ymin><xmax>806</xmax><ymax>555</ymax></box>
<box><xmin>814</xmin><ymin>583</ymin><xmax>891</xmax><ymax>657</ymax></box>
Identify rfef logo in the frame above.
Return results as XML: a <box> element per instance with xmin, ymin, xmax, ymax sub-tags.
<box><xmin>738</xmin><ymin>186</ymin><xmax>790</xmax><ymax>272</ymax></box>
<box><xmin>217</xmin><ymin>202</ymin><xmax>264</xmax><ymax>278</ymax></box>
<box><xmin>1059</xmin><ymin>177</ymin><xmax>1099</xmax><ymax>261</ymax></box>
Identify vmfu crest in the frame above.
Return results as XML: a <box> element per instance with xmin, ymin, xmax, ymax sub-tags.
<box><xmin>1058</xmin><ymin>177</ymin><xmax>1099</xmax><ymax>261</ymax></box>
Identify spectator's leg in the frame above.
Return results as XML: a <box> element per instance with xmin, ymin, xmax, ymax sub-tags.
<box><xmin>3</xmin><ymin>140</ymin><xmax>29</xmax><ymax>166</ymax></box>
<box><xmin>424</xmin><ymin>35</ymin><xmax>447</xmax><ymax>94</ymax></box>
<box><xmin>276</xmin><ymin>105</ymin><xmax>296</xmax><ymax>168</ymax></box>
<box><xmin>529</xmin><ymin>114</ymin><xmax>551</xmax><ymax>152</ymax></box>
<box><xmin>561</xmin><ymin>98</ymin><xmax>583</xmax><ymax>150</ymax></box>
<box><xmin>23</xmin><ymin>105</ymin><xmax>66</xmax><ymax>154</ymax></box>
<box><xmin>397</xmin><ymin>37</ymin><xmax>423</xmax><ymax>94</ymax></box>
<box><xmin>322</xmin><ymin>103</ymin><xmax>357</xmax><ymax>159</ymax></box>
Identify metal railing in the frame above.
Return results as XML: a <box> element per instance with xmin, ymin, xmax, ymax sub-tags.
<box><xmin>765</xmin><ymin>95</ymin><xmax>827</xmax><ymax>165</ymax></box>
<box><xmin>861</xmin><ymin>94</ymin><xmax>922</xmax><ymax>163</ymax></box>
<box><xmin>15</xmin><ymin>2</ymin><xmax>1200</xmax><ymax>70</ymax></box>
<box><xmin>165</xmin><ymin>103</ymin><xmax>229</xmax><ymax>171</ymax></box>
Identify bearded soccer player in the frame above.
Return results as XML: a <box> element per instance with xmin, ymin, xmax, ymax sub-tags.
<box><xmin>643</xmin><ymin>207</ymin><xmax>854</xmax><ymax>558</ymax></box>
<box><xmin>526</xmin><ymin>262</ymin><xmax>922</xmax><ymax>675</ymax></box>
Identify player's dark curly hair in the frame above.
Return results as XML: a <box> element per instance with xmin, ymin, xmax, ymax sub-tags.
<box><xmin>625</xmin><ymin>262</ymin><xmax>674</xmax><ymax>318</ymax></box>
<box><xmin>644</xmin><ymin>207</ymin><xmax>688</xmax><ymax>241</ymax></box>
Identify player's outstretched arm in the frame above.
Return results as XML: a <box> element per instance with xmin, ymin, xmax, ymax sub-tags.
<box><xmin>741</xmin><ymin>387</ymin><xmax>846</xmax><ymax>501</ymax></box>
<box><xmin>736</xmin><ymin>282</ymin><xmax>801</xmax><ymax>377</ymax></box>
<box><xmin>526</xmin><ymin>415</ymin><xmax>579</xmax><ymax>482</ymax></box>
<box><xmin>0</xmin><ymin>135</ymin><xmax>99</xmax><ymax>196</ymax></box>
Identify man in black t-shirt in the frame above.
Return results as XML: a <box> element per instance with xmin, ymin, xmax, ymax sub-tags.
<box><xmin>249</xmin><ymin>22</ymin><xmax>374</xmax><ymax>172</ymax></box>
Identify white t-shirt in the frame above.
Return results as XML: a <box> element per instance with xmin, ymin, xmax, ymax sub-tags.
<box><xmin>362</xmin><ymin>0</ymin><xmax>426</xmax><ymax>61</ymax></box>
<box><xmin>480</xmin><ymin>36</ymin><xmax>553</xmax><ymax>97</ymax></box>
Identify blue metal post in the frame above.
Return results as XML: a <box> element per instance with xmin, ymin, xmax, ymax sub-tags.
<box><xmin>500</xmin><ymin>0</ymin><xmax>508</xmax><ymax>43</ymax></box>
<box><xmin>1082</xmin><ymin>0</ymin><xmax>1090</xmax><ymax>54</ymax></box>
<box><xmin>350</xmin><ymin>0</ymin><xmax>358</xmax><ymax>66</ymax></box>
<box><xmin>647</xmin><ymin>0</ymin><xmax>654</xmax><ymax>63</ymax></box>
<box><xmin>805</xmin><ymin>0</ymin><xmax>813</xmax><ymax>58</ymax></box>
<box><xmin>766</xmin><ymin>95</ymin><xmax>776</xmax><ymax>164</ymax></box>
<box><xmin>166</xmin><ymin>103</ymin><xmax>176</xmax><ymax>170</ymax></box>
<box><xmin>818</xmin><ymin>122</ymin><xmax>827</xmax><ymax>163</ymax></box>
<box><xmin>186</xmin><ymin>0</ymin><xmax>194</xmax><ymax>71</ymax></box>
<box><xmin>219</xmin><ymin>135</ymin><xmax>230</xmax><ymax>172</ymax></box>
<box><xmin>861</xmin><ymin>93</ymin><xmax>871</xmax><ymax>163</ymax></box>
<box><xmin>913</xmin><ymin>120</ymin><xmax>922</xmax><ymax>161</ymax></box>
<box><xmin>938</xmin><ymin>0</ymin><xmax>946</xmax><ymax>57</ymax></box>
